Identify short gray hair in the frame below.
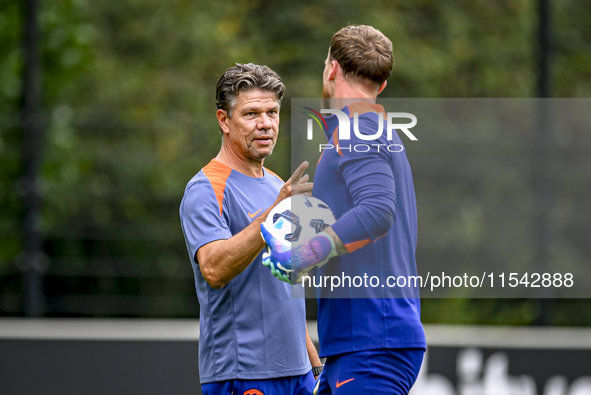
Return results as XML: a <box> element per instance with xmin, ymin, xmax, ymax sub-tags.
<box><xmin>215</xmin><ymin>63</ymin><xmax>285</xmax><ymax>118</ymax></box>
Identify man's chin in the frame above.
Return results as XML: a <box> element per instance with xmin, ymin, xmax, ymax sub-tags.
<box><xmin>252</xmin><ymin>147</ymin><xmax>274</xmax><ymax>160</ymax></box>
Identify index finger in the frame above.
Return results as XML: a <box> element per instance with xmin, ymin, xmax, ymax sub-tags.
<box><xmin>288</xmin><ymin>161</ymin><xmax>309</xmax><ymax>185</ymax></box>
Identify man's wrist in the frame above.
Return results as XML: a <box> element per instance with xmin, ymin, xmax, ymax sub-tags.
<box><xmin>312</xmin><ymin>365</ymin><xmax>323</xmax><ymax>377</ymax></box>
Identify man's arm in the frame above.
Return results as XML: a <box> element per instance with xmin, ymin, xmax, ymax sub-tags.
<box><xmin>328</xmin><ymin>151</ymin><xmax>396</xmax><ymax>253</ymax></box>
<box><xmin>261</xmin><ymin>115</ymin><xmax>396</xmax><ymax>280</ymax></box>
<box><xmin>306</xmin><ymin>324</ymin><xmax>322</xmax><ymax>379</ymax></box>
<box><xmin>198</xmin><ymin>162</ymin><xmax>312</xmax><ymax>289</ymax></box>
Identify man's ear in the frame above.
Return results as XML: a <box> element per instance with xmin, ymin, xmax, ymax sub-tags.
<box><xmin>328</xmin><ymin>60</ymin><xmax>339</xmax><ymax>81</ymax></box>
<box><xmin>217</xmin><ymin>109</ymin><xmax>230</xmax><ymax>135</ymax></box>
<box><xmin>377</xmin><ymin>80</ymin><xmax>387</xmax><ymax>95</ymax></box>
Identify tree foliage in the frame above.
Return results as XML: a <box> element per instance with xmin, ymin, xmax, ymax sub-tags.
<box><xmin>0</xmin><ymin>0</ymin><xmax>590</xmax><ymax>322</ymax></box>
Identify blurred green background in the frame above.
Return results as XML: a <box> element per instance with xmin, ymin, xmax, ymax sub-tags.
<box><xmin>1</xmin><ymin>0</ymin><xmax>590</xmax><ymax>324</ymax></box>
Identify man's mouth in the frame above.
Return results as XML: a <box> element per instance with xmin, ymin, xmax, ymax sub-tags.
<box><xmin>255</xmin><ymin>136</ymin><xmax>273</xmax><ymax>145</ymax></box>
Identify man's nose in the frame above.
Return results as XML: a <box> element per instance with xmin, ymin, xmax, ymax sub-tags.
<box><xmin>259</xmin><ymin>113</ymin><xmax>273</xmax><ymax>129</ymax></box>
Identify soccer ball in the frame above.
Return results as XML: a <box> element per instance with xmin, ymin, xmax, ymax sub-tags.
<box><xmin>265</xmin><ymin>195</ymin><xmax>336</xmax><ymax>248</ymax></box>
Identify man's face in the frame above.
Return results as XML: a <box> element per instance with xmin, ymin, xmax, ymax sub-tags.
<box><xmin>221</xmin><ymin>88</ymin><xmax>280</xmax><ymax>161</ymax></box>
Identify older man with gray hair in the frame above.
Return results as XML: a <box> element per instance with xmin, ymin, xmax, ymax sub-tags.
<box><xmin>180</xmin><ymin>63</ymin><xmax>321</xmax><ymax>395</ymax></box>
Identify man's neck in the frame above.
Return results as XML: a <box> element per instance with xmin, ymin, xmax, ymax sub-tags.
<box><xmin>215</xmin><ymin>145</ymin><xmax>265</xmax><ymax>178</ymax></box>
<box><xmin>326</xmin><ymin>82</ymin><xmax>378</xmax><ymax>110</ymax></box>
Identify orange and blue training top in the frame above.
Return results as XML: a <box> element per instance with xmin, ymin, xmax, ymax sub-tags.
<box><xmin>312</xmin><ymin>102</ymin><xmax>427</xmax><ymax>357</ymax></box>
<box><xmin>179</xmin><ymin>159</ymin><xmax>310</xmax><ymax>384</ymax></box>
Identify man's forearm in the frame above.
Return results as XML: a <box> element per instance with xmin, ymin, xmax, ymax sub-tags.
<box><xmin>306</xmin><ymin>324</ymin><xmax>322</xmax><ymax>375</ymax></box>
<box><xmin>198</xmin><ymin>208</ymin><xmax>272</xmax><ymax>289</ymax></box>
<box><xmin>199</xmin><ymin>161</ymin><xmax>313</xmax><ymax>288</ymax></box>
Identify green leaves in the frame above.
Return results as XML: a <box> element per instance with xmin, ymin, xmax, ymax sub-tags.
<box><xmin>1</xmin><ymin>0</ymin><xmax>591</xmax><ymax>320</ymax></box>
